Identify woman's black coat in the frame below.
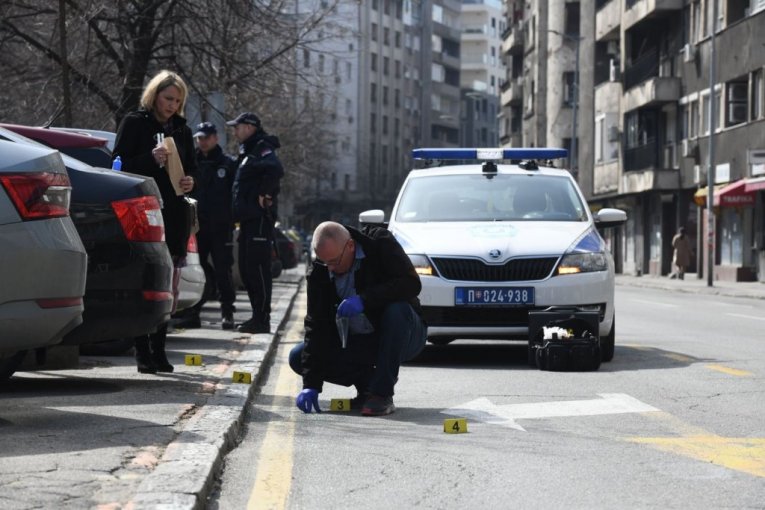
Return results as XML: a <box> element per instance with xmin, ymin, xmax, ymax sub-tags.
<box><xmin>114</xmin><ymin>109</ymin><xmax>198</xmax><ymax>258</ymax></box>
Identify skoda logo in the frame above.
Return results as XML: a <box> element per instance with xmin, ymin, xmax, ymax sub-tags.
<box><xmin>488</xmin><ymin>249</ymin><xmax>501</xmax><ymax>259</ymax></box>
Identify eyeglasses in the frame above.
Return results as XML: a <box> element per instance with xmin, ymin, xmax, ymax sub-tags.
<box><xmin>316</xmin><ymin>239</ymin><xmax>350</xmax><ymax>267</ymax></box>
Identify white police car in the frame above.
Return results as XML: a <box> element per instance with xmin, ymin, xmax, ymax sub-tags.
<box><xmin>360</xmin><ymin>148</ymin><xmax>627</xmax><ymax>362</ymax></box>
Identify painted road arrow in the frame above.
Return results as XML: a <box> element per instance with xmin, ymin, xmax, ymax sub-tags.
<box><xmin>442</xmin><ymin>393</ymin><xmax>659</xmax><ymax>431</ymax></box>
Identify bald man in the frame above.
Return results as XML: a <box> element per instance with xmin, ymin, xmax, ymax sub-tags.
<box><xmin>290</xmin><ymin>221</ymin><xmax>427</xmax><ymax>416</ymax></box>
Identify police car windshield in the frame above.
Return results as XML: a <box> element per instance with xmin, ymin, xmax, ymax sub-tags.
<box><xmin>394</xmin><ymin>173</ymin><xmax>587</xmax><ymax>223</ymax></box>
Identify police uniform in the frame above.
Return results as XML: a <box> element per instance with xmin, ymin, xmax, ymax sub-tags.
<box><xmin>188</xmin><ymin>122</ymin><xmax>237</xmax><ymax>327</ymax></box>
<box><xmin>228</xmin><ymin>113</ymin><xmax>284</xmax><ymax>334</ymax></box>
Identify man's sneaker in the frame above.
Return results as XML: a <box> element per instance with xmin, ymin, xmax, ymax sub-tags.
<box><xmin>361</xmin><ymin>395</ymin><xmax>395</xmax><ymax>416</ymax></box>
<box><xmin>350</xmin><ymin>392</ymin><xmax>370</xmax><ymax>410</ymax></box>
<box><xmin>221</xmin><ymin>312</ymin><xmax>235</xmax><ymax>330</ymax></box>
<box><xmin>237</xmin><ymin>321</ymin><xmax>270</xmax><ymax>334</ymax></box>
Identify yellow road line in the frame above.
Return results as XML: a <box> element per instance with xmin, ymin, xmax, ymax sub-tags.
<box><xmin>247</xmin><ymin>296</ymin><xmax>305</xmax><ymax>510</ymax></box>
<box><xmin>705</xmin><ymin>364</ymin><xmax>753</xmax><ymax>377</ymax></box>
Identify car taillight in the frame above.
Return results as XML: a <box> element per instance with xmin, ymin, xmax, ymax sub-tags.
<box><xmin>0</xmin><ymin>172</ymin><xmax>71</xmax><ymax>220</ymax></box>
<box><xmin>187</xmin><ymin>233</ymin><xmax>198</xmax><ymax>253</ymax></box>
<box><xmin>111</xmin><ymin>195</ymin><xmax>165</xmax><ymax>242</ymax></box>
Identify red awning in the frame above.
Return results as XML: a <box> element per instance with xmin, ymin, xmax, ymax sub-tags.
<box><xmin>693</xmin><ymin>180</ymin><xmax>756</xmax><ymax>207</ymax></box>
<box><xmin>716</xmin><ymin>180</ymin><xmax>755</xmax><ymax>207</ymax></box>
<box><xmin>745</xmin><ymin>176</ymin><xmax>765</xmax><ymax>193</ymax></box>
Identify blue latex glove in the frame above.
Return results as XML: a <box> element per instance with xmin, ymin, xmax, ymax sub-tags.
<box><xmin>296</xmin><ymin>389</ymin><xmax>321</xmax><ymax>413</ymax></box>
<box><xmin>337</xmin><ymin>295</ymin><xmax>364</xmax><ymax>318</ymax></box>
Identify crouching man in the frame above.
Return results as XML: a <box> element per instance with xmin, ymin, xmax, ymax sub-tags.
<box><xmin>289</xmin><ymin>221</ymin><xmax>427</xmax><ymax>416</ymax></box>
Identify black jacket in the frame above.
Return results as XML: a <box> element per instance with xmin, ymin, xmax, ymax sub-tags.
<box><xmin>192</xmin><ymin>145</ymin><xmax>236</xmax><ymax>227</ymax></box>
<box><xmin>231</xmin><ymin>131</ymin><xmax>284</xmax><ymax>224</ymax></box>
<box><xmin>113</xmin><ymin>109</ymin><xmax>198</xmax><ymax>257</ymax></box>
<box><xmin>301</xmin><ymin>226</ymin><xmax>423</xmax><ymax>391</ymax></box>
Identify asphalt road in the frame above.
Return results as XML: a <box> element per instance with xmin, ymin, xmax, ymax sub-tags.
<box><xmin>209</xmin><ymin>285</ymin><xmax>765</xmax><ymax>509</ymax></box>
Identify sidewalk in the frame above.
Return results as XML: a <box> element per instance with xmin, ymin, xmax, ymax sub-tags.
<box><xmin>129</xmin><ymin>267</ymin><xmax>304</xmax><ymax>509</ymax></box>
<box><xmin>615</xmin><ymin>272</ymin><xmax>765</xmax><ymax>300</ymax></box>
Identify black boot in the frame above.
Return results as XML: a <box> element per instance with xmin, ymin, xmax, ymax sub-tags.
<box><xmin>149</xmin><ymin>328</ymin><xmax>174</xmax><ymax>373</ymax></box>
<box><xmin>135</xmin><ymin>336</ymin><xmax>157</xmax><ymax>374</ymax></box>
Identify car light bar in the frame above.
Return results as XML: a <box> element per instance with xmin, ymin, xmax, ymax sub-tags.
<box><xmin>412</xmin><ymin>148</ymin><xmax>568</xmax><ymax>161</ymax></box>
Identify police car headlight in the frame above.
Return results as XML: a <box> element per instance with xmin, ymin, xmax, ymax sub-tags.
<box><xmin>557</xmin><ymin>252</ymin><xmax>607</xmax><ymax>274</ymax></box>
<box><xmin>408</xmin><ymin>254</ymin><xmax>435</xmax><ymax>276</ymax></box>
<box><xmin>556</xmin><ymin>228</ymin><xmax>608</xmax><ymax>275</ymax></box>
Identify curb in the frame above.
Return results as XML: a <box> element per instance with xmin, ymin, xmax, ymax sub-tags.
<box><xmin>130</xmin><ymin>277</ymin><xmax>303</xmax><ymax>509</ymax></box>
<box><xmin>615</xmin><ymin>276</ymin><xmax>765</xmax><ymax>301</ymax></box>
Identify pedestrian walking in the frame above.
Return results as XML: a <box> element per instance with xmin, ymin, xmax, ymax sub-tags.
<box><xmin>228</xmin><ymin>112</ymin><xmax>284</xmax><ymax>334</ymax></box>
<box><xmin>113</xmin><ymin>69</ymin><xmax>197</xmax><ymax>374</ymax></box>
<box><xmin>181</xmin><ymin>121</ymin><xmax>237</xmax><ymax>330</ymax></box>
<box><xmin>289</xmin><ymin>222</ymin><xmax>427</xmax><ymax>416</ymax></box>
<box><xmin>671</xmin><ymin>226</ymin><xmax>693</xmax><ymax>280</ymax></box>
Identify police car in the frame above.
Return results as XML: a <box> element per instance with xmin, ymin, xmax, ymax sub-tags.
<box><xmin>359</xmin><ymin>148</ymin><xmax>627</xmax><ymax>362</ymax></box>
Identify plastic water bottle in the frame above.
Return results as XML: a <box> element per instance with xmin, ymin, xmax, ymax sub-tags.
<box><xmin>111</xmin><ymin>156</ymin><xmax>122</xmax><ymax>171</ymax></box>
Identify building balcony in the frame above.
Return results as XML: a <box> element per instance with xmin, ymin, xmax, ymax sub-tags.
<box><xmin>501</xmin><ymin>26</ymin><xmax>524</xmax><ymax>55</ymax></box>
<box><xmin>500</xmin><ymin>77</ymin><xmax>523</xmax><ymax>106</ymax></box>
<box><xmin>623</xmin><ymin>0</ymin><xmax>683</xmax><ymax>31</ymax></box>
<box><xmin>595</xmin><ymin>0</ymin><xmax>621</xmax><ymax>41</ymax></box>
<box><xmin>623</xmin><ymin>75</ymin><xmax>680</xmax><ymax>112</ymax></box>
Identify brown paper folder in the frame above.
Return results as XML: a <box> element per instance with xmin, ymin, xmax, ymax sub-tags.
<box><xmin>163</xmin><ymin>137</ymin><xmax>185</xmax><ymax>196</ymax></box>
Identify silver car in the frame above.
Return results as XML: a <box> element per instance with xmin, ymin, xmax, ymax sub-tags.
<box><xmin>0</xmin><ymin>140</ymin><xmax>87</xmax><ymax>379</ymax></box>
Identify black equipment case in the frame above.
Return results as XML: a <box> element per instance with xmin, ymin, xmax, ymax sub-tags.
<box><xmin>528</xmin><ymin>310</ymin><xmax>601</xmax><ymax>371</ymax></box>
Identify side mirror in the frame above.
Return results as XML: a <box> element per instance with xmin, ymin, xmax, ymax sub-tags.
<box><xmin>359</xmin><ymin>209</ymin><xmax>385</xmax><ymax>225</ymax></box>
<box><xmin>593</xmin><ymin>208</ymin><xmax>627</xmax><ymax>229</ymax></box>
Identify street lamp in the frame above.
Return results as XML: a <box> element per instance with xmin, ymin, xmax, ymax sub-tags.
<box><xmin>548</xmin><ymin>29</ymin><xmax>581</xmax><ymax>178</ymax></box>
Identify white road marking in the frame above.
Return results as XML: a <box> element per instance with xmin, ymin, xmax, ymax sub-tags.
<box><xmin>725</xmin><ymin>312</ymin><xmax>765</xmax><ymax>322</ymax></box>
<box><xmin>630</xmin><ymin>299</ymin><xmax>679</xmax><ymax>308</ymax></box>
<box><xmin>442</xmin><ymin>393</ymin><xmax>660</xmax><ymax>432</ymax></box>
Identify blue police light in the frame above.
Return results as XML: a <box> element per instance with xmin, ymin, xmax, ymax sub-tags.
<box><xmin>411</xmin><ymin>148</ymin><xmax>568</xmax><ymax>161</ymax></box>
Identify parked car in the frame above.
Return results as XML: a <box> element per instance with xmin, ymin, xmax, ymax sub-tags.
<box><xmin>13</xmin><ymin>125</ymin><xmax>205</xmax><ymax>320</ymax></box>
<box><xmin>0</xmin><ymin>125</ymin><xmax>175</xmax><ymax>349</ymax></box>
<box><xmin>359</xmin><ymin>147</ymin><xmax>627</xmax><ymax>362</ymax></box>
<box><xmin>1</xmin><ymin>123</ymin><xmax>113</xmax><ymax>169</ymax></box>
<box><xmin>176</xmin><ymin>233</ymin><xmax>206</xmax><ymax>312</ymax></box>
<box><xmin>0</xmin><ymin>140</ymin><xmax>88</xmax><ymax>379</ymax></box>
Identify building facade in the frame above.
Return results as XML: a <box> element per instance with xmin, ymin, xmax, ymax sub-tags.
<box><xmin>502</xmin><ymin>0</ymin><xmax>765</xmax><ymax>282</ymax></box>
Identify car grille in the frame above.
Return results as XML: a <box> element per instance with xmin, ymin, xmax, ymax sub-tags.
<box><xmin>422</xmin><ymin>306</ymin><xmax>541</xmax><ymax>327</ymax></box>
<box><xmin>431</xmin><ymin>257</ymin><xmax>558</xmax><ymax>281</ymax></box>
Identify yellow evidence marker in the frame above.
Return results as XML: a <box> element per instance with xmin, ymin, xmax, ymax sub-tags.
<box><xmin>184</xmin><ymin>354</ymin><xmax>203</xmax><ymax>366</ymax></box>
<box><xmin>443</xmin><ymin>418</ymin><xmax>468</xmax><ymax>434</ymax></box>
<box><xmin>232</xmin><ymin>371</ymin><xmax>252</xmax><ymax>384</ymax></box>
<box><xmin>330</xmin><ymin>398</ymin><xmax>352</xmax><ymax>411</ymax></box>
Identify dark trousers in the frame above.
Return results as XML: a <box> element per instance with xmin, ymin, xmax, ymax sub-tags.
<box><xmin>194</xmin><ymin>224</ymin><xmax>235</xmax><ymax>314</ymax></box>
<box><xmin>239</xmin><ymin>218</ymin><xmax>273</xmax><ymax>325</ymax></box>
<box><xmin>289</xmin><ymin>302</ymin><xmax>427</xmax><ymax>397</ymax></box>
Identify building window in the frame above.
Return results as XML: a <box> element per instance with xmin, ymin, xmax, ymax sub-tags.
<box><xmin>371</xmin><ymin>53</ymin><xmax>378</xmax><ymax>72</ymax></box>
<box><xmin>372</xmin><ymin>0</ymin><xmax>378</xmax><ymax>10</ymax></box>
<box><xmin>371</xmin><ymin>23</ymin><xmax>378</xmax><ymax>42</ymax></box>
<box><xmin>384</xmin><ymin>27</ymin><xmax>390</xmax><ymax>46</ymax></box>
<box><xmin>383</xmin><ymin>116</ymin><xmax>389</xmax><ymax>135</ymax></box>
<box><xmin>395</xmin><ymin>89</ymin><xmax>401</xmax><ymax>109</ymax></box>
<box><xmin>371</xmin><ymin>83</ymin><xmax>377</xmax><ymax>102</ymax></box>
<box><xmin>395</xmin><ymin>60</ymin><xmax>401</xmax><ymax>78</ymax></box>
<box><xmin>564</xmin><ymin>2</ymin><xmax>580</xmax><ymax>37</ymax></box>
<box><xmin>726</xmin><ymin>80</ymin><xmax>748</xmax><ymax>126</ymax></box>
<box><xmin>383</xmin><ymin>56</ymin><xmax>389</xmax><ymax>76</ymax></box>
<box><xmin>344</xmin><ymin>174</ymin><xmax>350</xmax><ymax>190</ymax></box>
<box><xmin>751</xmin><ymin>69</ymin><xmax>763</xmax><ymax>120</ymax></box>
<box><xmin>563</xmin><ymin>72</ymin><xmax>576</xmax><ymax>106</ymax></box>
<box><xmin>345</xmin><ymin>99</ymin><xmax>352</xmax><ymax>115</ymax></box>
<box><xmin>383</xmin><ymin>86</ymin><xmax>389</xmax><ymax>105</ymax></box>
<box><xmin>303</xmin><ymin>49</ymin><xmax>310</xmax><ymax>68</ymax></box>
<box><xmin>346</xmin><ymin>62</ymin><xmax>352</xmax><ymax>80</ymax></box>
<box><xmin>371</xmin><ymin>113</ymin><xmax>376</xmax><ymax>133</ymax></box>
<box><xmin>395</xmin><ymin>31</ymin><xmax>402</xmax><ymax>48</ymax></box>
<box><xmin>318</xmin><ymin>54</ymin><xmax>324</xmax><ymax>73</ymax></box>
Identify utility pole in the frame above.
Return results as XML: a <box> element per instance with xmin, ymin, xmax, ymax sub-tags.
<box><xmin>705</xmin><ymin>0</ymin><xmax>718</xmax><ymax>287</ymax></box>
<box><xmin>548</xmin><ymin>29</ymin><xmax>581</xmax><ymax>178</ymax></box>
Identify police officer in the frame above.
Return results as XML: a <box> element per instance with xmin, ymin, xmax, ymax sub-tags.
<box><xmin>228</xmin><ymin>112</ymin><xmax>284</xmax><ymax>334</ymax></box>
<box><xmin>183</xmin><ymin>121</ymin><xmax>237</xmax><ymax>329</ymax></box>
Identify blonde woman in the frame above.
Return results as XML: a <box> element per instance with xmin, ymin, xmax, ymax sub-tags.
<box><xmin>114</xmin><ymin>70</ymin><xmax>197</xmax><ymax>373</ymax></box>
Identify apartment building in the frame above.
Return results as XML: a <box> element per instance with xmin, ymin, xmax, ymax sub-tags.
<box><xmin>459</xmin><ymin>0</ymin><xmax>506</xmax><ymax>147</ymax></box>
<box><xmin>502</xmin><ymin>0</ymin><xmax>765</xmax><ymax>281</ymax></box>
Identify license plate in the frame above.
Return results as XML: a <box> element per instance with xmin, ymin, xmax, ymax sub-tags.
<box><xmin>455</xmin><ymin>287</ymin><xmax>534</xmax><ymax>306</ymax></box>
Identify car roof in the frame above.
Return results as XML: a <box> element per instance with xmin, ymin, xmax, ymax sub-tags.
<box><xmin>0</xmin><ymin>123</ymin><xmax>109</xmax><ymax>149</ymax></box>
